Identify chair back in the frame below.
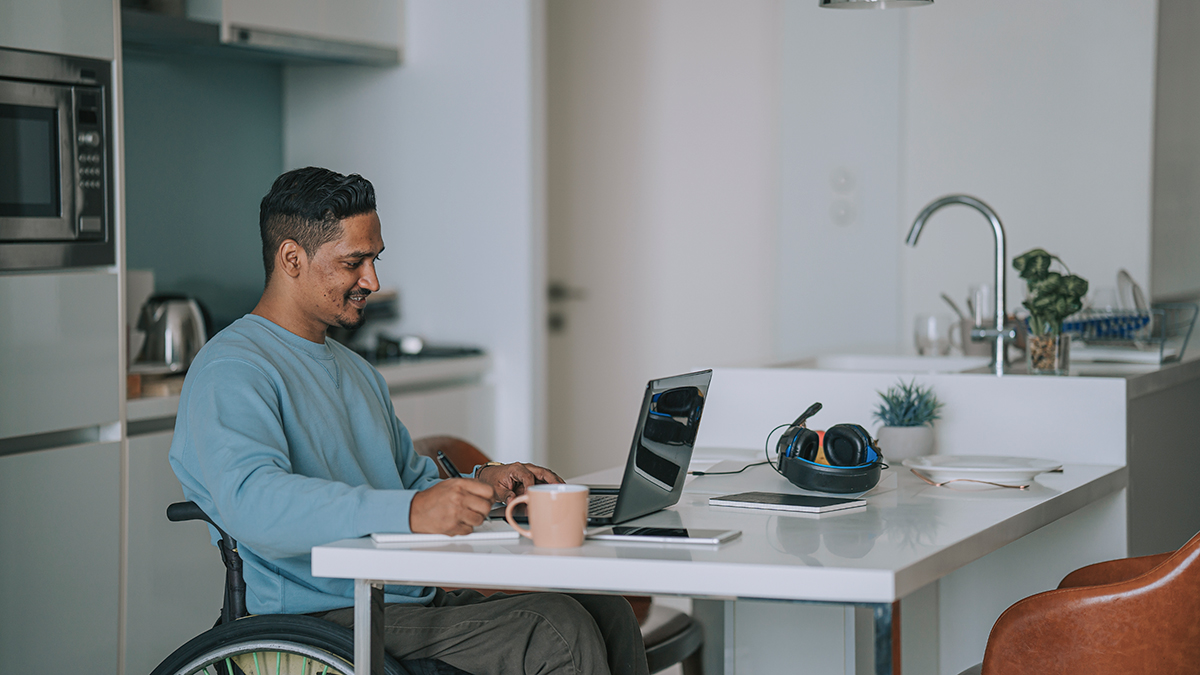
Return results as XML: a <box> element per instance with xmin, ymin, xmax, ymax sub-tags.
<box><xmin>982</xmin><ymin>530</ymin><xmax>1200</xmax><ymax>674</ymax></box>
<box><xmin>413</xmin><ymin>436</ymin><xmax>491</xmax><ymax>478</ymax></box>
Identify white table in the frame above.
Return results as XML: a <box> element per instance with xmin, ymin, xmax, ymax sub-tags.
<box><xmin>313</xmin><ymin>462</ymin><xmax>1126</xmax><ymax>675</ymax></box>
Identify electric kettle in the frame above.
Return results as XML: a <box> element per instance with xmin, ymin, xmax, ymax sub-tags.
<box><xmin>133</xmin><ymin>295</ymin><xmax>207</xmax><ymax>373</ymax></box>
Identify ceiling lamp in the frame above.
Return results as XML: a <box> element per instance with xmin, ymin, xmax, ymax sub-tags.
<box><xmin>820</xmin><ymin>0</ymin><xmax>932</xmax><ymax>8</ymax></box>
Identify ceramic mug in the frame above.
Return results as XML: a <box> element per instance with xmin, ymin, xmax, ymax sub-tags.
<box><xmin>504</xmin><ymin>484</ymin><xmax>589</xmax><ymax>548</ymax></box>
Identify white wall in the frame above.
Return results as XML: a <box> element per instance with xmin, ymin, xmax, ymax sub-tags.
<box><xmin>282</xmin><ymin>0</ymin><xmax>546</xmax><ymax>464</ymax></box>
<box><xmin>1151</xmin><ymin>0</ymin><xmax>1200</xmax><ymax>302</ymax></box>
<box><xmin>900</xmin><ymin>0</ymin><xmax>1158</xmax><ymax>340</ymax></box>
<box><xmin>776</xmin><ymin>2</ymin><xmax>903</xmax><ymax>360</ymax></box>
<box><xmin>777</xmin><ymin>1</ymin><xmax>1159</xmax><ymax>360</ymax></box>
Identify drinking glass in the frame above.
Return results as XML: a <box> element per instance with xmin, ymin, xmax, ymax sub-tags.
<box><xmin>915</xmin><ymin>314</ymin><xmax>954</xmax><ymax>356</ymax></box>
<box><xmin>968</xmin><ymin>283</ymin><xmax>993</xmax><ymax>327</ymax></box>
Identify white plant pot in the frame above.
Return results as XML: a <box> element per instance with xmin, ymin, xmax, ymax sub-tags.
<box><xmin>876</xmin><ymin>425</ymin><xmax>935</xmax><ymax>463</ymax></box>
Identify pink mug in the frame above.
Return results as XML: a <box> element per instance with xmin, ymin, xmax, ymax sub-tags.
<box><xmin>504</xmin><ymin>484</ymin><xmax>589</xmax><ymax>548</ymax></box>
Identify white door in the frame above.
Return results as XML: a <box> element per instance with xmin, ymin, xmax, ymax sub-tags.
<box><xmin>546</xmin><ymin>1</ymin><xmax>780</xmax><ymax>478</ymax></box>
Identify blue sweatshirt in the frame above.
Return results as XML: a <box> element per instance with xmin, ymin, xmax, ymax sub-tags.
<box><xmin>169</xmin><ymin>314</ymin><xmax>441</xmax><ymax>614</ymax></box>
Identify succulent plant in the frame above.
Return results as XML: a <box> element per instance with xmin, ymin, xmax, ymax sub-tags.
<box><xmin>1013</xmin><ymin>248</ymin><xmax>1089</xmax><ymax>336</ymax></box>
<box><xmin>873</xmin><ymin>379</ymin><xmax>944</xmax><ymax>428</ymax></box>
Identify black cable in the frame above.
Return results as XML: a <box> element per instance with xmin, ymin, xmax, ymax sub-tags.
<box><xmin>688</xmin><ymin>423</ymin><xmax>795</xmax><ymax>476</ymax></box>
<box><xmin>688</xmin><ymin>461</ymin><xmax>769</xmax><ymax>476</ymax></box>
<box><xmin>764</xmin><ymin>423</ymin><xmax>792</xmax><ymax>477</ymax></box>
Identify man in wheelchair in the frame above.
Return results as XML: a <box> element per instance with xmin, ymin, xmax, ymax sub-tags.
<box><xmin>168</xmin><ymin>167</ymin><xmax>648</xmax><ymax>675</ymax></box>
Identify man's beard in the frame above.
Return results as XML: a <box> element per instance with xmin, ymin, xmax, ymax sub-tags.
<box><xmin>336</xmin><ymin>288</ymin><xmax>369</xmax><ymax>329</ymax></box>
<box><xmin>336</xmin><ymin>312</ymin><xmax>367</xmax><ymax>330</ymax></box>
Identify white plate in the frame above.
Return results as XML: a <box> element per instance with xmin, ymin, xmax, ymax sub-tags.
<box><xmin>1117</xmin><ymin>269</ymin><xmax>1147</xmax><ymax>312</ymax></box>
<box><xmin>902</xmin><ymin>455</ymin><xmax>1062</xmax><ymax>484</ymax></box>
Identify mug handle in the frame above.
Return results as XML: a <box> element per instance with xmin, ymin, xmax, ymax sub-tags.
<box><xmin>505</xmin><ymin>495</ymin><xmax>533</xmax><ymax>539</ymax></box>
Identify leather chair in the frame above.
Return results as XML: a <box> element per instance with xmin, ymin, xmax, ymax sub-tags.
<box><xmin>413</xmin><ymin>435</ymin><xmax>704</xmax><ymax>675</ymax></box>
<box><xmin>959</xmin><ymin>530</ymin><xmax>1200</xmax><ymax>675</ymax></box>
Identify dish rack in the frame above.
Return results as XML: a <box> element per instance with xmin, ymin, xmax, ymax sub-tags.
<box><xmin>1061</xmin><ymin>303</ymin><xmax>1198</xmax><ymax>364</ymax></box>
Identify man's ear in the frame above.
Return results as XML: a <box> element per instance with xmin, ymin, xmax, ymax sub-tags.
<box><xmin>278</xmin><ymin>240</ymin><xmax>306</xmax><ymax>278</ymax></box>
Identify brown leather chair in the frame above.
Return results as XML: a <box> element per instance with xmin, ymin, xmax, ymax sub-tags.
<box><xmin>413</xmin><ymin>435</ymin><xmax>704</xmax><ymax>675</ymax></box>
<box><xmin>960</xmin><ymin>530</ymin><xmax>1200</xmax><ymax>675</ymax></box>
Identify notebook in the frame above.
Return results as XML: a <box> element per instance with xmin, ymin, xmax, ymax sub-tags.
<box><xmin>372</xmin><ymin>520</ymin><xmax>519</xmax><ymax>545</ymax></box>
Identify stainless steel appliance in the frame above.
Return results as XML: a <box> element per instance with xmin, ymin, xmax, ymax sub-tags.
<box><xmin>0</xmin><ymin>47</ymin><xmax>114</xmax><ymax>270</ymax></box>
<box><xmin>133</xmin><ymin>295</ymin><xmax>207</xmax><ymax>374</ymax></box>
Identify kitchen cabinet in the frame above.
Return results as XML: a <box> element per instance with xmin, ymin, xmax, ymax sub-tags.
<box><xmin>124</xmin><ymin>429</ymin><xmax>224</xmax><ymax>675</ymax></box>
<box><xmin>0</xmin><ymin>441</ymin><xmax>120</xmax><ymax>672</ymax></box>
<box><xmin>391</xmin><ymin>382</ymin><xmax>495</xmax><ymax>454</ymax></box>
<box><xmin>377</xmin><ymin>355</ymin><xmax>496</xmax><ymax>453</ymax></box>
<box><xmin>183</xmin><ymin>0</ymin><xmax>403</xmax><ymax>65</ymax></box>
<box><xmin>0</xmin><ymin>271</ymin><xmax>121</xmax><ymax>442</ymax></box>
<box><xmin>0</xmin><ymin>0</ymin><xmax>115</xmax><ymax>60</ymax></box>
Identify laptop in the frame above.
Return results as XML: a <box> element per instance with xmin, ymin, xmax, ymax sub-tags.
<box><xmin>496</xmin><ymin>369</ymin><xmax>713</xmax><ymax>526</ymax></box>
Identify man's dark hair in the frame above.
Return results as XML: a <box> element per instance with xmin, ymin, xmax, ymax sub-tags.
<box><xmin>259</xmin><ymin>167</ymin><xmax>377</xmax><ymax>282</ymax></box>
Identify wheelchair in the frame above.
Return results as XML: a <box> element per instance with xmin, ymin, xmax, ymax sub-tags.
<box><xmin>150</xmin><ymin>501</ymin><xmax>466</xmax><ymax>675</ymax></box>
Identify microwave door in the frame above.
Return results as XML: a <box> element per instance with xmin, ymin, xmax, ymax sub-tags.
<box><xmin>0</xmin><ymin>79</ymin><xmax>75</xmax><ymax>242</ymax></box>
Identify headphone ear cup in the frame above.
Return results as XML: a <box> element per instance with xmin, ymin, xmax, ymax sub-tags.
<box><xmin>823</xmin><ymin>424</ymin><xmax>870</xmax><ymax>466</ymax></box>
<box><xmin>792</xmin><ymin>428</ymin><xmax>821</xmax><ymax>462</ymax></box>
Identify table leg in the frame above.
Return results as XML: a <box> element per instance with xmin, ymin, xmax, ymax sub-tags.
<box><xmin>354</xmin><ymin>579</ymin><xmax>385</xmax><ymax>675</ymax></box>
<box><xmin>872</xmin><ymin>602</ymin><xmax>893</xmax><ymax>675</ymax></box>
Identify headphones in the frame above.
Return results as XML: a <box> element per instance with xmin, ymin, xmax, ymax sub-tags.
<box><xmin>774</xmin><ymin>402</ymin><xmax>884</xmax><ymax>494</ymax></box>
<box><xmin>643</xmin><ymin>387</ymin><xmax>705</xmax><ymax>446</ymax></box>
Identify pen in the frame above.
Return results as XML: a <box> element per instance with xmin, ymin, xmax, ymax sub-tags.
<box><xmin>436</xmin><ymin>450</ymin><xmax>463</xmax><ymax>478</ymax></box>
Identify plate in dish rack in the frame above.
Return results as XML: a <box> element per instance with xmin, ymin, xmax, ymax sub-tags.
<box><xmin>903</xmin><ymin>455</ymin><xmax>1063</xmax><ymax>484</ymax></box>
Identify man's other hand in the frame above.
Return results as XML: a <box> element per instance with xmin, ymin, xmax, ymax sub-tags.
<box><xmin>409</xmin><ymin>478</ymin><xmax>495</xmax><ymax>535</ymax></box>
<box><xmin>476</xmin><ymin>462</ymin><xmax>565</xmax><ymax>502</ymax></box>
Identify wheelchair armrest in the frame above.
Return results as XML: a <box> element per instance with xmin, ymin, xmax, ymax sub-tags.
<box><xmin>167</xmin><ymin>501</ymin><xmax>249</xmax><ymax>623</ymax></box>
<box><xmin>168</xmin><ymin>501</ymin><xmax>214</xmax><ymax>526</ymax></box>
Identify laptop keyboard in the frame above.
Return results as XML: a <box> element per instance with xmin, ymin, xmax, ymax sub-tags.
<box><xmin>588</xmin><ymin>495</ymin><xmax>618</xmax><ymax>518</ymax></box>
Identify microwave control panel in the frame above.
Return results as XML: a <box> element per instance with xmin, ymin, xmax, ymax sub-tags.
<box><xmin>72</xmin><ymin>87</ymin><xmax>106</xmax><ymax>238</ymax></box>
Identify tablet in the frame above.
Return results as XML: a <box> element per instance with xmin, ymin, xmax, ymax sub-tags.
<box><xmin>587</xmin><ymin>526</ymin><xmax>741</xmax><ymax>545</ymax></box>
<box><xmin>709</xmin><ymin>491</ymin><xmax>866</xmax><ymax>514</ymax></box>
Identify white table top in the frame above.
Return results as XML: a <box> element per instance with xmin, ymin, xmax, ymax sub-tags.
<box><xmin>312</xmin><ymin>461</ymin><xmax>1126</xmax><ymax>605</ymax></box>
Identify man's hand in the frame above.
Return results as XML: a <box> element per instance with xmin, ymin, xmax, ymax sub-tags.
<box><xmin>475</xmin><ymin>462</ymin><xmax>564</xmax><ymax>502</ymax></box>
<box><xmin>409</xmin><ymin>478</ymin><xmax>496</xmax><ymax>536</ymax></box>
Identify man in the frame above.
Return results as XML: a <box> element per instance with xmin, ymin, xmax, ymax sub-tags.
<box><xmin>169</xmin><ymin>167</ymin><xmax>648</xmax><ymax>675</ymax></box>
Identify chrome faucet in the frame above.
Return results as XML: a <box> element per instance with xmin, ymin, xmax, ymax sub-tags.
<box><xmin>906</xmin><ymin>194</ymin><xmax>1011</xmax><ymax>375</ymax></box>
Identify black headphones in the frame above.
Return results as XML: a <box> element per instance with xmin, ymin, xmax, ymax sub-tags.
<box><xmin>642</xmin><ymin>386</ymin><xmax>705</xmax><ymax>446</ymax></box>
<box><xmin>774</xmin><ymin>402</ymin><xmax>884</xmax><ymax>494</ymax></box>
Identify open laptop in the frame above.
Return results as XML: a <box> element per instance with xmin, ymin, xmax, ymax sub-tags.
<box><xmin>496</xmin><ymin>369</ymin><xmax>713</xmax><ymax>525</ymax></box>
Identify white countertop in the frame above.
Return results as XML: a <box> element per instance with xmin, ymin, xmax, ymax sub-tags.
<box><xmin>373</xmin><ymin>354</ymin><xmax>491</xmax><ymax>391</ymax></box>
<box><xmin>312</xmin><ymin>461</ymin><xmax>1125</xmax><ymax>605</ymax></box>
<box><xmin>126</xmin><ymin>354</ymin><xmax>492</xmax><ymax>423</ymax></box>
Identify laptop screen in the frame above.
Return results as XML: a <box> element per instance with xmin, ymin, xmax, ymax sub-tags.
<box><xmin>610</xmin><ymin>369</ymin><xmax>713</xmax><ymax>523</ymax></box>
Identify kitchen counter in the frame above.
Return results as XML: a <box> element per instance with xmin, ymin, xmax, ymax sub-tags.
<box><xmin>126</xmin><ymin>353</ymin><xmax>492</xmax><ymax>423</ymax></box>
<box><xmin>697</xmin><ymin>361</ymin><xmax>1200</xmax><ymax>671</ymax></box>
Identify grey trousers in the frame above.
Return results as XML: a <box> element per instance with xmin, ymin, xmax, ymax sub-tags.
<box><xmin>318</xmin><ymin>589</ymin><xmax>650</xmax><ymax>675</ymax></box>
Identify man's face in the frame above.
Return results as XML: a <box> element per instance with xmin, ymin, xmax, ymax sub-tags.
<box><xmin>300</xmin><ymin>211</ymin><xmax>385</xmax><ymax>332</ymax></box>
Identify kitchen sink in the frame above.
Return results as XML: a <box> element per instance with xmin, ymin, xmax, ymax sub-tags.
<box><xmin>780</xmin><ymin>354</ymin><xmax>991</xmax><ymax>373</ymax></box>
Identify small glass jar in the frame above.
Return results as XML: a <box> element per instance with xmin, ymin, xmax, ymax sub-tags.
<box><xmin>1026</xmin><ymin>331</ymin><xmax>1070</xmax><ymax>375</ymax></box>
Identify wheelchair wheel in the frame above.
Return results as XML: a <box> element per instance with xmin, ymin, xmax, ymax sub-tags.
<box><xmin>150</xmin><ymin>614</ymin><xmax>407</xmax><ymax>675</ymax></box>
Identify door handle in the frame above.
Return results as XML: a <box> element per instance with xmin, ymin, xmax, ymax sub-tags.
<box><xmin>548</xmin><ymin>281</ymin><xmax>587</xmax><ymax>303</ymax></box>
<box><xmin>547</xmin><ymin>281</ymin><xmax>587</xmax><ymax>333</ymax></box>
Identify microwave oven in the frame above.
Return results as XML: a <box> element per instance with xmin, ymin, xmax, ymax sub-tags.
<box><xmin>0</xmin><ymin>47</ymin><xmax>113</xmax><ymax>270</ymax></box>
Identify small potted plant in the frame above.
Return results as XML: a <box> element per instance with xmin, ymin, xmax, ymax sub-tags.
<box><xmin>873</xmin><ymin>379</ymin><xmax>944</xmax><ymax>461</ymax></box>
<box><xmin>1012</xmin><ymin>248</ymin><xmax>1088</xmax><ymax>375</ymax></box>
